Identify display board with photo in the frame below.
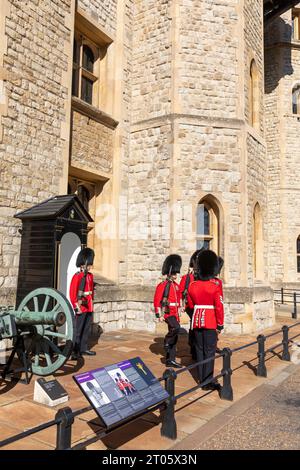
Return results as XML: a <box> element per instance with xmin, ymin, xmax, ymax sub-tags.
<box><xmin>73</xmin><ymin>357</ymin><xmax>169</xmax><ymax>427</ymax></box>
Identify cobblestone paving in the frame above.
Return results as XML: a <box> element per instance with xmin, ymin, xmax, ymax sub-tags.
<box><xmin>199</xmin><ymin>366</ymin><xmax>300</xmax><ymax>450</ymax></box>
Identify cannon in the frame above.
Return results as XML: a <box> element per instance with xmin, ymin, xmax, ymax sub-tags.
<box><xmin>0</xmin><ymin>288</ymin><xmax>75</xmax><ymax>378</ymax></box>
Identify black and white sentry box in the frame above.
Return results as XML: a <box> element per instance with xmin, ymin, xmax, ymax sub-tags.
<box><xmin>34</xmin><ymin>377</ymin><xmax>69</xmax><ymax>407</ymax></box>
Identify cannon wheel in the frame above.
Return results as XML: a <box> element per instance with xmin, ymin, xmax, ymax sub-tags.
<box><xmin>16</xmin><ymin>288</ymin><xmax>75</xmax><ymax>376</ymax></box>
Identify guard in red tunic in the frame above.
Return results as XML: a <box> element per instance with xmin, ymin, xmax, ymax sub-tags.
<box><xmin>179</xmin><ymin>249</ymin><xmax>202</xmax><ymax>359</ymax></box>
<box><xmin>69</xmin><ymin>248</ymin><xmax>96</xmax><ymax>360</ymax></box>
<box><xmin>187</xmin><ymin>250</ymin><xmax>224</xmax><ymax>389</ymax></box>
<box><xmin>153</xmin><ymin>254</ymin><xmax>182</xmax><ymax>368</ymax></box>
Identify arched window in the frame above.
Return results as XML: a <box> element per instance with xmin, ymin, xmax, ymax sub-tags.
<box><xmin>292</xmin><ymin>85</ymin><xmax>300</xmax><ymax>115</ymax></box>
<box><xmin>196</xmin><ymin>205</ymin><xmax>210</xmax><ymax>250</ymax></box>
<box><xmin>253</xmin><ymin>203</ymin><xmax>263</xmax><ymax>279</ymax></box>
<box><xmin>196</xmin><ymin>197</ymin><xmax>220</xmax><ymax>253</ymax></box>
<box><xmin>297</xmin><ymin>237</ymin><xmax>300</xmax><ymax>273</ymax></box>
<box><xmin>72</xmin><ymin>35</ymin><xmax>98</xmax><ymax>106</ymax></box>
<box><xmin>249</xmin><ymin>60</ymin><xmax>259</xmax><ymax>130</ymax></box>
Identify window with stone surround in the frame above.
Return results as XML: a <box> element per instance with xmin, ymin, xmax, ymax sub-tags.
<box><xmin>72</xmin><ymin>33</ymin><xmax>100</xmax><ymax>106</ymax></box>
<box><xmin>72</xmin><ymin>9</ymin><xmax>112</xmax><ymax>110</ymax></box>
<box><xmin>249</xmin><ymin>60</ymin><xmax>259</xmax><ymax>130</ymax></box>
<box><xmin>292</xmin><ymin>85</ymin><xmax>300</xmax><ymax>114</ymax></box>
<box><xmin>292</xmin><ymin>10</ymin><xmax>300</xmax><ymax>41</ymax></box>
<box><xmin>297</xmin><ymin>237</ymin><xmax>300</xmax><ymax>273</ymax></box>
<box><xmin>68</xmin><ymin>176</ymin><xmax>96</xmax><ymax>247</ymax></box>
<box><xmin>196</xmin><ymin>199</ymin><xmax>219</xmax><ymax>253</ymax></box>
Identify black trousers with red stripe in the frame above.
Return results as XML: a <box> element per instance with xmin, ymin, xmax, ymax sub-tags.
<box><xmin>193</xmin><ymin>328</ymin><xmax>217</xmax><ymax>384</ymax></box>
<box><xmin>74</xmin><ymin>312</ymin><xmax>93</xmax><ymax>353</ymax></box>
<box><xmin>164</xmin><ymin>316</ymin><xmax>180</xmax><ymax>361</ymax></box>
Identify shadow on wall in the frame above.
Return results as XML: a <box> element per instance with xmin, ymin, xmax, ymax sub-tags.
<box><xmin>264</xmin><ymin>17</ymin><xmax>293</xmax><ymax>94</ymax></box>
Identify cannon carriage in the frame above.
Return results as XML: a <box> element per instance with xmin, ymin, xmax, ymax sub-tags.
<box><xmin>0</xmin><ymin>288</ymin><xmax>75</xmax><ymax>379</ymax></box>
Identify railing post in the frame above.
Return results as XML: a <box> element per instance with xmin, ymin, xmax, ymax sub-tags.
<box><xmin>257</xmin><ymin>334</ymin><xmax>267</xmax><ymax>377</ymax></box>
<box><xmin>281</xmin><ymin>287</ymin><xmax>284</xmax><ymax>304</ymax></box>
<box><xmin>220</xmin><ymin>348</ymin><xmax>233</xmax><ymax>401</ymax></box>
<box><xmin>282</xmin><ymin>325</ymin><xmax>291</xmax><ymax>361</ymax></box>
<box><xmin>55</xmin><ymin>407</ymin><xmax>74</xmax><ymax>450</ymax></box>
<box><xmin>161</xmin><ymin>368</ymin><xmax>177</xmax><ymax>440</ymax></box>
<box><xmin>292</xmin><ymin>293</ymin><xmax>297</xmax><ymax>319</ymax></box>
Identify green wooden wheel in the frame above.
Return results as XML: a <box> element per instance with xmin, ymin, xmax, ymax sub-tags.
<box><xmin>16</xmin><ymin>288</ymin><xmax>75</xmax><ymax>376</ymax></box>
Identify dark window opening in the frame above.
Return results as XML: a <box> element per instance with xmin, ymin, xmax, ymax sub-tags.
<box><xmin>83</xmin><ymin>45</ymin><xmax>94</xmax><ymax>73</ymax></box>
<box><xmin>81</xmin><ymin>77</ymin><xmax>93</xmax><ymax>105</ymax></box>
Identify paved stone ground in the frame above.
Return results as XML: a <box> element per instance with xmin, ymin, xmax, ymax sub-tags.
<box><xmin>173</xmin><ymin>364</ymin><xmax>300</xmax><ymax>450</ymax></box>
<box><xmin>0</xmin><ymin>316</ymin><xmax>300</xmax><ymax>450</ymax></box>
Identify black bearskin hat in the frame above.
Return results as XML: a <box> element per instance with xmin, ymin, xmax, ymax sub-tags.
<box><xmin>76</xmin><ymin>248</ymin><xmax>95</xmax><ymax>267</ymax></box>
<box><xmin>196</xmin><ymin>250</ymin><xmax>219</xmax><ymax>281</ymax></box>
<box><xmin>162</xmin><ymin>254</ymin><xmax>182</xmax><ymax>276</ymax></box>
<box><xmin>189</xmin><ymin>248</ymin><xmax>204</xmax><ymax>268</ymax></box>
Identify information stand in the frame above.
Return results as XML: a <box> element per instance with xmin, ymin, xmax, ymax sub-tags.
<box><xmin>73</xmin><ymin>357</ymin><xmax>169</xmax><ymax>427</ymax></box>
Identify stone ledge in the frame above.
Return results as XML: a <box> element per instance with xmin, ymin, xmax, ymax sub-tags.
<box><xmin>72</xmin><ymin>96</ymin><xmax>119</xmax><ymax>130</ymax></box>
<box><xmin>94</xmin><ymin>284</ymin><xmax>274</xmax><ymax>304</ymax></box>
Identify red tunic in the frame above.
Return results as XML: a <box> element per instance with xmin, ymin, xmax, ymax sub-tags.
<box><xmin>69</xmin><ymin>271</ymin><xmax>94</xmax><ymax>313</ymax></box>
<box><xmin>187</xmin><ymin>278</ymin><xmax>224</xmax><ymax>330</ymax></box>
<box><xmin>153</xmin><ymin>280</ymin><xmax>181</xmax><ymax>321</ymax></box>
<box><xmin>179</xmin><ymin>273</ymin><xmax>195</xmax><ymax>307</ymax></box>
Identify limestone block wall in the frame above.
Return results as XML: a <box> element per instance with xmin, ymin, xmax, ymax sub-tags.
<box><xmin>125</xmin><ymin>123</ymin><xmax>172</xmax><ymax>285</ymax></box>
<box><xmin>244</xmin><ymin>0</ymin><xmax>264</xmax><ymax>133</ymax></box>
<box><xmin>264</xmin><ymin>42</ymin><xmax>283</xmax><ymax>283</ymax></box>
<box><xmin>265</xmin><ymin>9</ymin><xmax>300</xmax><ymax>285</ymax></box>
<box><xmin>253</xmin><ymin>300</ymin><xmax>274</xmax><ymax>330</ymax></box>
<box><xmin>246</xmin><ymin>134</ymin><xmax>268</xmax><ymax>284</ymax></box>
<box><xmin>175</xmin><ymin>123</ymin><xmax>244</xmax><ymax>287</ymax></box>
<box><xmin>92</xmin><ymin>285</ymin><xmax>274</xmax><ymax>335</ymax></box>
<box><xmin>178</xmin><ymin>0</ymin><xmax>240</xmax><ymax>118</ymax></box>
<box><xmin>131</xmin><ymin>0</ymin><xmax>172</xmax><ymax>122</ymax></box>
<box><xmin>71</xmin><ymin>110</ymin><xmax>114</xmax><ymax>174</ymax></box>
<box><xmin>281</xmin><ymin>43</ymin><xmax>300</xmax><ymax>282</ymax></box>
<box><xmin>0</xmin><ymin>0</ymin><xmax>73</xmax><ymax>304</ymax></box>
<box><xmin>77</xmin><ymin>0</ymin><xmax>118</xmax><ymax>37</ymax></box>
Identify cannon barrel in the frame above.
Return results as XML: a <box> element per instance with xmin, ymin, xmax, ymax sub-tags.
<box><xmin>7</xmin><ymin>310</ymin><xmax>66</xmax><ymax>327</ymax></box>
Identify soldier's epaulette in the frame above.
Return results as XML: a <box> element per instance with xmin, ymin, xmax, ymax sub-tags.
<box><xmin>210</xmin><ymin>278</ymin><xmax>220</xmax><ymax>286</ymax></box>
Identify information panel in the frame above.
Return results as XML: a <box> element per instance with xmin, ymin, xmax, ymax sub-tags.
<box><xmin>73</xmin><ymin>357</ymin><xmax>169</xmax><ymax>427</ymax></box>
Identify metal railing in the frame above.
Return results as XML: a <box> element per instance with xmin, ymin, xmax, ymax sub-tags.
<box><xmin>160</xmin><ymin>321</ymin><xmax>300</xmax><ymax>439</ymax></box>
<box><xmin>1</xmin><ymin>321</ymin><xmax>300</xmax><ymax>448</ymax></box>
<box><xmin>274</xmin><ymin>288</ymin><xmax>300</xmax><ymax>319</ymax></box>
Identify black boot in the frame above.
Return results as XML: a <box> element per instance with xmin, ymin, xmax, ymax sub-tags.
<box><xmin>165</xmin><ymin>348</ymin><xmax>181</xmax><ymax>368</ymax></box>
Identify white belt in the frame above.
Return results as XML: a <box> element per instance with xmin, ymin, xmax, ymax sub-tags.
<box><xmin>169</xmin><ymin>303</ymin><xmax>179</xmax><ymax>306</ymax></box>
<box><xmin>194</xmin><ymin>305</ymin><xmax>215</xmax><ymax>309</ymax></box>
<box><xmin>83</xmin><ymin>291</ymin><xmax>92</xmax><ymax>296</ymax></box>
